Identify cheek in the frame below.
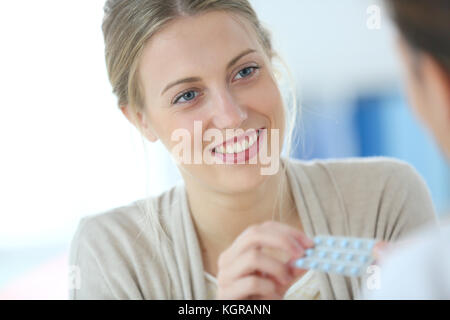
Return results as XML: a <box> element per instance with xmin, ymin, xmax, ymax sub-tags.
<box><xmin>246</xmin><ymin>79</ymin><xmax>284</xmax><ymax>126</ymax></box>
<box><xmin>399</xmin><ymin>54</ymin><xmax>432</xmax><ymax>125</ymax></box>
<box><xmin>404</xmin><ymin>74</ymin><xmax>432</xmax><ymax>125</ymax></box>
<box><xmin>147</xmin><ymin>109</ymin><xmax>190</xmax><ymax>147</ymax></box>
<box><xmin>265</xmin><ymin>84</ymin><xmax>285</xmax><ymax>140</ymax></box>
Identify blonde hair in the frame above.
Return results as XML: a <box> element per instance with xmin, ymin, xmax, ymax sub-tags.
<box><xmin>102</xmin><ymin>0</ymin><xmax>301</xmax><ymax>251</ymax></box>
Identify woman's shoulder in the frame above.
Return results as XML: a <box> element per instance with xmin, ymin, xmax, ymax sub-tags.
<box><xmin>74</xmin><ymin>183</ymin><xmax>182</xmax><ymax>241</ymax></box>
<box><xmin>69</xmin><ymin>183</ymin><xmax>184</xmax><ymax>268</ymax></box>
<box><xmin>286</xmin><ymin>156</ymin><xmax>425</xmax><ymax>192</ymax></box>
<box><xmin>69</xmin><ymin>185</ymin><xmax>182</xmax><ymax>299</ymax></box>
<box><xmin>288</xmin><ymin>156</ymin><xmax>418</xmax><ymax>177</ymax></box>
<box><xmin>285</xmin><ymin>156</ymin><xmax>436</xmax><ymax>239</ymax></box>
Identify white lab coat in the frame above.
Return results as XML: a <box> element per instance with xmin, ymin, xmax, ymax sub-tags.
<box><xmin>364</xmin><ymin>215</ymin><xmax>450</xmax><ymax>299</ymax></box>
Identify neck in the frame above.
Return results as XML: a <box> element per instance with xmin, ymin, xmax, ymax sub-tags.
<box><xmin>184</xmin><ymin>164</ymin><xmax>297</xmax><ymax>258</ymax></box>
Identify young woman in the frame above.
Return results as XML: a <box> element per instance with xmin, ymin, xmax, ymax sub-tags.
<box><xmin>69</xmin><ymin>0</ymin><xmax>438</xmax><ymax>300</ymax></box>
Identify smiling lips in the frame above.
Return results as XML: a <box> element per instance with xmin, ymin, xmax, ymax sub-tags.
<box><xmin>211</xmin><ymin>128</ymin><xmax>264</xmax><ymax>154</ymax></box>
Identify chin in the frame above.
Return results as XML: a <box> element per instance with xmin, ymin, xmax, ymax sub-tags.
<box><xmin>213</xmin><ymin>165</ymin><xmax>268</xmax><ymax>194</ymax></box>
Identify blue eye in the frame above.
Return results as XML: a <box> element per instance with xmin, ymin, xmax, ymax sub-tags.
<box><xmin>172</xmin><ymin>66</ymin><xmax>260</xmax><ymax>105</ymax></box>
<box><xmin>173</xmin><ymin>90</ymin><xmax>199</xmax><ymax>104</ymax></box>
<box><xmin>234</xmin><ymin>66</ymin><xmax>259</xmax><ymax>80</ymax></box>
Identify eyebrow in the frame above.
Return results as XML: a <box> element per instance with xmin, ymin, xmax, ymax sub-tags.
<box><xmin>160</xmin><ymin>48</ymin><xmax>257</xmax><ymax>96</ymax></box>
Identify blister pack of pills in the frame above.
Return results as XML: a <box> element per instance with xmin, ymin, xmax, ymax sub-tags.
<box><xmin>293</xmin><ymin>235</ymin><xmax>377</xmax><ymax>277</ymax></box>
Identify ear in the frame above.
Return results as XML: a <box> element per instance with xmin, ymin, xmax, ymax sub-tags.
<box><xmin>120</xmin><ymin>105</ymin><xmax>159</xmax><ymax>142</ymax></box>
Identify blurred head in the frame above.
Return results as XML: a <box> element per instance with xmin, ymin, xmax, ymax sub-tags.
<box><xmin>386</xmin><ymin>0</ymin><xmax>450</xmax><ymax>159</ymax></box>
<box><xmin>101</xmin><ymin>0</ymin><xmax>298</xmax><ymax>196</ymax></box>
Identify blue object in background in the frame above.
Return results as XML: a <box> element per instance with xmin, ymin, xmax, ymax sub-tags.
<box><xmin>292</xmin><ymin>90</ymin><xmax>449</xmax><ymax>216</ymax></box>
<box><xmin>354</xmin><ymin>95</ymin><xmax>385</xmax><ymax>157</ymax></box>
<box><xmin>291</xmin><ymin>100</ymin><xmax>359</xmax><ymax>160</ymax></box>
<box><xmin>354</xmin><ymin>91</ymin><xmax>450</xmax><ymax>215</ymax></box>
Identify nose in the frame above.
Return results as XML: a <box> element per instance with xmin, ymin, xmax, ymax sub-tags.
<box><xmin>210</xmin><ymin>89</ymin><xmax>248</xmax><ymax>129</ymax></box>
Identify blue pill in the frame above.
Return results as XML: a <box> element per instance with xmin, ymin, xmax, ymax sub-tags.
<box><xmin>331</xmin><ymin>252</ymin><xmax>340</xmax><ymax>260</ymax></box>
<box><xmin>305</xmin><ymin>249</ymin><xmax>314</xmax><ymax>257</ymax></box>
<box><xmin>321</xmin><ymin>263</ymin><xmax>331</xmax><ymax>272</ymax></box>
<box><xmin>309</xmin><ymin>261</ymin><xmax>319</xmax><ymax>269</ymax></box>
<box><xmin>345</xmin><ymin>253</ymin><xmax>354</xmax><ymax>261</ymax></box>
<box><xmin>340</xmin><ymin>239</ymin><xmax>349</xmax><ymax>248</ymax></box>
<box><xmin>318</xmin><ymin>250</ymin><xmax>327</xmax><ymax>258</ymax></box>
<box><xmin>335</xmin><ymin>265</ymin><xmax>345</xmax><ymax>274</ymax></box>
<box><xmin>353</xmin><ymin>241</ymin><xmax>362</xmax><ymax>250</ymax></box>
<box><xmin>359</xmin><ymin>255</ymin><xmax>369</xmax><ymax>263</ymax></box>
<box><xmin>367</xmin><ymin>241</ymin><xmax>375</xmax><ymax>250</ymax></box>
<box><xmin>295</xmin><ymin>259</ymin><xmax>306</xmax><ymax>268</ymax></box>
<box><xmin>314</xmin><ymin>237</ymin><xmax>322</xmax><ymax>245</ymax></box>
<box><xmin>326</xmin><ymin>238</ymin><xmax>335</xmax><ymax>246</ymax></box>
<box><xmin>350</xmin><ymin>267</ymin><xmax>360</xmax><ymax>276</ymax></box>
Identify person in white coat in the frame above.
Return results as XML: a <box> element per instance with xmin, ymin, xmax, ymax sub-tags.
<box><xmin>365</xmin><ymin>0</ymin><xmax>450</xmax><ymax>299</ymax></box>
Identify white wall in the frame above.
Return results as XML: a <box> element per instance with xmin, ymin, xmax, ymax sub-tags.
<box><xmin>0</xmin><ymin>1</ymin><xmax>180</xmax><ymax>249</ymax></box>
<box><xmin>250</xmin><ymin>0</ymin><xmax>401</xmax><ymax>101</ymax></box>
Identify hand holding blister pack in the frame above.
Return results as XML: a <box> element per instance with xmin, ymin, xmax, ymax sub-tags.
<box><xmin>293</xmin><ymin>235</ymin><xmax>377</xmax><ymax>277</ymax></box>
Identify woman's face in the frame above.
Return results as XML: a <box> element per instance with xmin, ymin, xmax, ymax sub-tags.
<box><xmin>135</xmin><ymin>11</ymin><xmax>285</xmax><ymax>193</ymax></box>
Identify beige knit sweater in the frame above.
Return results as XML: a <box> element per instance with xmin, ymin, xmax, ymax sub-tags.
<box><xmin>69</xmin><ymin>157</ymin><xmax>438</xmax><ymax>299</ymax></box>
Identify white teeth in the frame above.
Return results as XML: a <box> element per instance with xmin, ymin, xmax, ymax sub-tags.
<box><xmin>214</xmin><ymin>133</ymin><xmax>259</xmax><ymax>154</ymax></box>
<box><xmin>239</xmin><ymin>143</ymin><xmax>244</xmax><ymax>152</ymax></box>
<box><xmin>236</xmin><ymin>141</ymin><xmax>244</xmax><ymax>153</ymax></box>
<box><xmin>233</xmin><ymin>143</ymin><xmax>240</xmax><ymax>153</ymax></box>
